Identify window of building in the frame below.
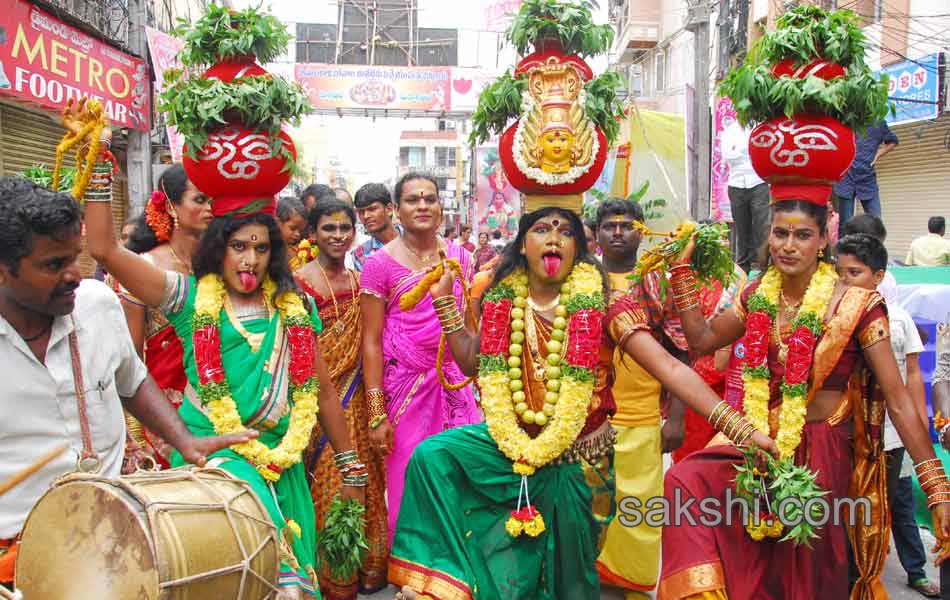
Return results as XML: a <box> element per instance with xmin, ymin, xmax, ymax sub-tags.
<box><xmin>655</xmin><ymin>49</ymin><xmax>666</xmax><ymax>92</ymax></box>
<box><xmin>400</xmin><ymin>147</ymin><xmax>426</xmax><ymax>169</ymax></box>
<box><xmin>435</xmin><ymin>147</ymin><xmax>456</xmax><ymax>168</ymax></box>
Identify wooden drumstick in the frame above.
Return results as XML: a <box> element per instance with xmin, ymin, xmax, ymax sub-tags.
<box><xmin>0</xmin><ymin>444</ymin><xmax>69</xmax><ymax>497</ymax></box>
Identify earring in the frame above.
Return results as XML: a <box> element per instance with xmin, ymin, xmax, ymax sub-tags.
<box><xmin>818</xmin><ymin>248</ymin><xmax>825</xmax><ymax>258</ymax></box>
<box><xmin>170</xmin><ymin>209</ymin><xmax>179</xmax><ymax>230</ymax></box>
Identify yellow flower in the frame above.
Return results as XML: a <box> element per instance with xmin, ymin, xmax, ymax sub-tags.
<box><xmin>741</xmin><ymin>263</ymin><xmax>836</xmax><ymax>459</ymax></box>
<box><xmin>285</xmin><ymin>519</ymin><xmax>302</xmax><ymax>540</ymax></box>
<box><xmin>505</xmin><ymin>517</ymin><xmax>524</xmax><ymax>537</ymax></box>
<box><xmin>193</xmin><ymin>274</ymin><xmax>320</xmax><ymax>483</ymax></box>
<box><xmin>482</xmin><ymin>265</ymin><xmax>604</xmax><ymax>473</ymax></box>
<box><xmin>524</xmin><ymin>513</ymin><xmax>545</xmax><ymax>537</ymax></box>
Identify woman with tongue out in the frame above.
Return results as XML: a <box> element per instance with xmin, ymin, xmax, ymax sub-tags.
<box><xmin>86</xmin><ymin>189</ymin><xmax>366</xmax><ymax>599</ymax></box>
<box><xmin>390</xmin><ymin>204</ymin><xmax>778</xmax><ymax>600</ymax></box>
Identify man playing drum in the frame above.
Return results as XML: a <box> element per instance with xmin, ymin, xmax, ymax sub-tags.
<box><xmin>0</xmin><ymin>176</ymin><xmax>254</xmax><ymax>588</ymax></box>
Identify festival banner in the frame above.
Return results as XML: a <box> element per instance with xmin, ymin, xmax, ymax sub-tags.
<box><xmin>145</xmin><ymin>26</ymin><xmax>184</xmax><ymax>162</ymax></box>
<box><xmin>710</xmin><ymin>97</ymin><xmax>736</xmax><ymax>222</ymax></box>
<box><xmin>0</xmin><ymin>0</ymin><xmax>150</xmax><ymax>130</ymax></box>
<box><xmin>476</xmin><ymin>146</ymin><xmax>520</xmax><ymax>238</ymax></box>
<box><xmin>295</xmin><ymin>64</ymin><xmax>451</xmax><ymax>112</ymax></box>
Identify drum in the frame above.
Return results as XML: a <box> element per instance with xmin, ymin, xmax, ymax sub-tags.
<box><xmin>15</xmin><ymin>467</ymin><xmax>279</xmax><ymax>599</ymax></box>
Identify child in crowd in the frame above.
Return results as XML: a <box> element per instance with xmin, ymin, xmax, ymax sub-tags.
<box><xmin>836</xmin><ymin>233</ymin><xmax>939</xmax><ymax>598</ymax></box>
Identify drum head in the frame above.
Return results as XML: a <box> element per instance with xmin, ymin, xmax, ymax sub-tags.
<box><xmin>16</xmin><ymin>479</ymin><xmax>159</xmax><ymax>599</ymax></box>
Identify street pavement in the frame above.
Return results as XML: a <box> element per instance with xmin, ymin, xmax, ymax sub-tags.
<box><xmin>362</xmin><ymin>528</ymin><xmax>943</xmax><ymax>598</ymax></box>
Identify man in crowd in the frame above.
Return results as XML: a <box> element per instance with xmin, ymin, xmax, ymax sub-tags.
<box><xmin>833</xmin><ymin>120</ymin><xmax>898</xmax><ymax>234</ymax></box>
<box><xmin>0</xmin><ymin>177</ymin><xmax>250</xmax><ymax>585</ymax></box>
<box><xmin>458</xmin><ymin>224</ymin><xmax>475</xmax><ymax>253</ymax></box>
<box><xmin>489</xmin><ymin>229</ymin><xmax>505</xmax><ymax>253</ymax></box>
<box><xmin>594</xmin><ymin>198</ymin><xmax>685</xmax><ymax>595</ymax></box>
<box><xmin>722</xmin><ymin>118</ymin><xmax>770</xmax><ymax>274</ymax></box>
<box><xmin>351</xmin><ymin>182</ymin><xmax>400</xmax><ymax>272</ymax></box>
<box><xmin>906</xmin><ymin>217</ymin><xmax>950</xmax><ymax>266</ymax></box>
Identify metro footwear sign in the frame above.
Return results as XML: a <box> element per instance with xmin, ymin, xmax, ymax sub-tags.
<box><xmin>0</xmin><ymin>0</ymin><xmax>150</xmax><ymax>131</ymax></box>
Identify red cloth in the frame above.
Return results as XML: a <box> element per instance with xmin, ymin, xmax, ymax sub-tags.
<box><xmin>672</xmin><ymin>355</ymin><xmax>723</xmax><ymax>463</ymax></box>
<box><xmin>661</xmin><ymin>420</ymin><xmax>853</xmax><ymax>599</ymax></box>
<box><xmin>0</xmin><ymin>539</ymin><xmax>16</xmax><ymax>584</ymax></box>
<box><xmin>144</xmin><ymin>326</ymin><xmax>187</xmax><ymax>393</ymax></box>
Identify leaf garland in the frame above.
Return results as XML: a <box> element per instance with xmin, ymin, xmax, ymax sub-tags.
<box><xmin>718</xmin><ymin>5</ymin><xmax>892</xmax><ymax>134</ymax></box>
<box><xmin>314</xmin><ymin>495</ymin><xmax>369</xmax><ymax>582</ymax></box>
<box><xmin>174</xmin><ymin>3</ymin><xmax>292</xmax><ymax>67</ymax></box>
<box><xmin>583</xmin><ymin>70</ymin><xmax>625</xmax><ymax>148</ymax></box>
<box><xmin>507</xmin><ymin>0</ymin><xmax>613</xmax><ymax>58</ymax></box>
<box><xmin>159</xmin><ymin>70</ymin><xmax>311</xmax><ymax>168</ymax></box>
<box><xmin>469</xmin><ymin>71</ymin><xmax>528</xmax><ymax>147</ymax></box>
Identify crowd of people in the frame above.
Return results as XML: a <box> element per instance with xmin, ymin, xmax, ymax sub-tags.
<box><xmin>0</xmin><ymin>49</ymin><xmax>949</xmax><ymax>600</ymax></box>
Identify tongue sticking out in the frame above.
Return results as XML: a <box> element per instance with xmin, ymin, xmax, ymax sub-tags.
<box><xmin>543</xmin><ymin>255</ymin><xmax>562</xmax><ymax>277</ymax></box>
<box><xmin>238</xmin><ymin>272</ymin><xmax>258</xmax><ymax>292</ymax></box>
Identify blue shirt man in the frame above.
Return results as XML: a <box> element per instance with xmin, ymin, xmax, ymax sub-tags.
<box><xmin>833</xmin><ymin>121</ymin><xmax>898</xmax><ymax>235</ymax></box>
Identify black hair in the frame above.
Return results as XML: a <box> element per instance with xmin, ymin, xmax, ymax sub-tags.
<box><xmin>193</xmin><ymin>213</ymin><xmax>296</xmax><ymax>305</ymax></box>
<box><xmin>276</xmin><ymin>197</ymin><xmax>307</xmax><ymax>223</ymax></box>
<box><xmin>393</xmin><ymin>172</ymin><xmax>439</xmax><ymax>205</ymax></box>
<box><xmin>353</xmin><ymin>183</ymin><xmax>392</xmax><ymax>209</ymax></box>
<box><xmin>478</xmin><ymin>231</ymin><xmax>490</xmax><ymax>241</ymax></box>
<box><xmin>127</xmin><ymin>165</ymin><xmax>190</xmax><ymax>253</ymax></box>
<box><xmin>760</xmin><ymin>199</ymin><xmax>832</xmax><ymax>270</ymax></box>
<box><xmin>492</xmin><ymin>230</ymin><xmax>502</xmax><ymax>240</ymax></box>
<box><xmin>836</xmin><ymin>233</ymin><xmax>888</xmax><ymax>272</ymax></box>
<box><xmin>308</xmin><ymin>198</ymin><xmax>356</xmax><ymax>231</ymax></box>
<box><xmin>0</xmin><ymin>176</ymin><xmax>82</xmax><ymax>275</ymax></box>
<box><xmin>929</xmin><ymin>216</ymin><xmax>946</xmax><ymax>234</ymax></box>
<box><xmin>843</xmin><ymin>213</ymin><xmax>887</xmax><ymax>242</ymax></box>
<box><xmin>595</xmin><ymin>198</ymin><xmax>644</xmax><ymax>227</ymax></box>
<box><xmin>460</xmin><ymin>224</ymin><xmax>472</xmax><ymax>233</ymax></box>
<box><xmin>301</xmin><ymin>184</ymin><xmax>334</xmax><ymax>204</ymax></box>
<box><xmin>487</xmin><ymin>207</ymin><xmax>608</xmax><ymax>304</ymax></box>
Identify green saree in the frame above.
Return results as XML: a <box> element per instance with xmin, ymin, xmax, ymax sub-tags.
<box><xmin>389</xmin><ymin>423</ymin><xmax>615</xmax><ymax>600</ymax></box>
<box><xmin>164</xmin><ymin>275</ymin><xmax>321</xmax><ymax>598</ymax></box>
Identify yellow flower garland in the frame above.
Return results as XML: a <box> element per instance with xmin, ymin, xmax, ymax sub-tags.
<box><xmin>194</xmin><ymin>274</ymin><xmax>320</xmax><ymax>482</ymax></box>
<box><xmin>481</xmin><ymin>263</ymin><xmax>604</xmax><ymax>475</ymax></box>
<box><xmin>742</xmin><ymin>262</ymin><xmax>837</xmax><ymax>459</ymax></box>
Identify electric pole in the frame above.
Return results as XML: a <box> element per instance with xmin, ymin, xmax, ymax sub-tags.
<box><xmin>686</xmin><ymin>1</ymin><xmax>711</xmax><ymax>221</ymax></box>
<box><xmin>126</xmin><ymin>0</ymin><xmax>153</xmax><ymax>214</ymax></box>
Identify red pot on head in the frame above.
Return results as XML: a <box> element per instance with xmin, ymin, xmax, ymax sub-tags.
<box><xmin>183</xmin><ymin>125</ymin><xmax>296</xmax><ymax>203</ymax></box>
<box><xmin>497</xmin><ymin>124</ymin><xmax>608</xmax><ymax>195</ymax></box>
<box><xmin>748</xmin><ymin>113</ymin><xmax>855</xmax><ymax>205</ymax></box>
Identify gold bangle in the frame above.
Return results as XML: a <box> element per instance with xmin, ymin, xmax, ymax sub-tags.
<box><xmin>707</xmin><ymin>401</ymin><xmax>728</xmax><ymax>426</ymax></box>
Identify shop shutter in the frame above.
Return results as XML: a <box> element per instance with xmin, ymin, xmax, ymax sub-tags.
<box><xmin>1</xmin><ymin>102</ymin><xmax>129</xmax><ymax>277</ymax></box>
<box><xmin>876</xmin><ymin>114</ymin><xmax>950</xmax><ymax>263</ymax></box>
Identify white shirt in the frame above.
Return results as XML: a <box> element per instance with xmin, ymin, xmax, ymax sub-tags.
<box><xmin>0</xmin><ymin>279</ymin><xmax>148</xmax><ymax>538</ymax></box>
<box><xmin>882</xmin><ymin>304</ymin><xmax>925</xmax><ymax>452</ymax></box>
<box><xmin>722</xmin><ymin>121</ymin><xmax>765</xmax><ymax>189</ymax></box>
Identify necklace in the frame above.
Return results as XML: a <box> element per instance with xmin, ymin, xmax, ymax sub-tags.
<box><xmin>315</xmin><ymin>261</ymin><xmax>356</xmax><ymax>336</ymax></box>
<box><xmin>402</xmin><ymin>238</ymin><xmax>441</xmax><ymax>266</ymax></box>
<box><xmin>167</xmin><ymin>240</ymin><xmax>193</xmax><ymax>274</ymax></box>
<box><xmin>21</xmin><ymin>320</ymin><xmax>52</xmax><ymax>342</ymax></box>
<box><xmin>527</xmin><ymin>294</ymin><xmax>560</xmax><ymax>312</ymax></box>
<box><xmin>223</xmin><ymin>292</ymin><xmax>271</xmax><ymax>353</ymax></box>
<box><xmin>779</xmin><ymin>289</ymin><xmax>801</xmax><ymax>320</ymax></box>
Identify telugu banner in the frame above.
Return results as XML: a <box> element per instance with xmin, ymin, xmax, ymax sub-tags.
<box><xmin>0</xmin><ymin>0</ymin><xmax>150</xmax><ymax>130</ymax></box>
<box><xmin>145</xmin><ymin>26</ymin><xmax>184</xmax><ymax>162</ymax></box>
<box><xmin>295</xmin><ymin>64</ymin><xmax>451</xmax><ymax>112</ymax></box>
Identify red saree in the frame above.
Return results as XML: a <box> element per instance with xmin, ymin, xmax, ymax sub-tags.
<box><xmin>659</xmin><ymin>284</ymin><xmax>890</xmax><ymax>600</ymax></box>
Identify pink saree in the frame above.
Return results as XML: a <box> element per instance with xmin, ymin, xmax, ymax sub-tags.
<box><xmin>360</xmin><ymin>241</ymin><xmax>482</xmax><ymax>546</ymax></box>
